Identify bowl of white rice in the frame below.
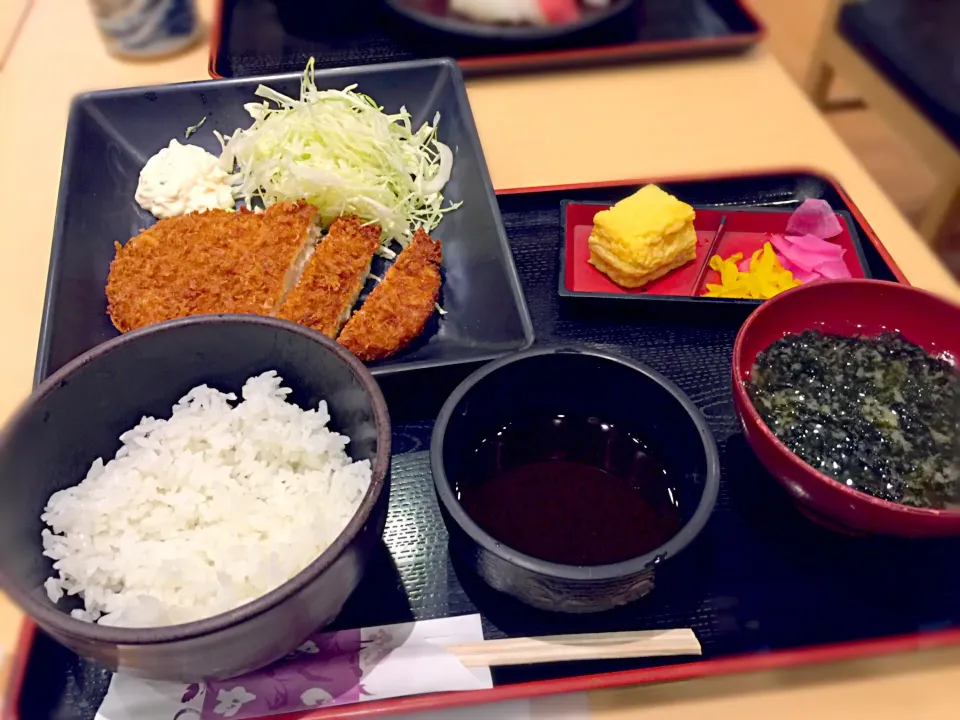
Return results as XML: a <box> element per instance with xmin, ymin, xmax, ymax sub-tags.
<box><xmin>0</xmin><ymin>315</ymin><xmax>391</xmax><ymax>681</ymax></box>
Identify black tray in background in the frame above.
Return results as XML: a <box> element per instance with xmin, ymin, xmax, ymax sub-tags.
<box><xmin>210</xmin><ymin>0</ymin><xmax>764</xmax><ymax>79</ymax></box>
<box><xmin>18</xmin><ymin>172</ymin><xmax>959</xmax><ymax>720</ymax></box>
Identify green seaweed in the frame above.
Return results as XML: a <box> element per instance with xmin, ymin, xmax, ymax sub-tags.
<box><xmin>748</xmin><ymin>331</ymin><xmax>960</xmax><ymax>509</ymax></box>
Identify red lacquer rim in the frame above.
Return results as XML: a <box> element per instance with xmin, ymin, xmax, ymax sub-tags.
<box><xmin>208</xmin><ymin>0</ymin><xmax>225</xmax><ymax>79</ymax></box>
<box><xmin>8</xmin><ymin>619</ymin><xmax>959</xmax><ymax>720</ymax></box>
<box><xmin>4</xmin><ymin>169</ymin><xmax>924</xmax><ymax>720</ymax></box>
<box><xmin>2</xmin><ymin>622</ymin><xmax>34</xmax><ymax>720</ymax></box>
<box><xmin>207</xmin><ymin>0</ymin><xmax>766</xmax><ymax>79</ymax></box>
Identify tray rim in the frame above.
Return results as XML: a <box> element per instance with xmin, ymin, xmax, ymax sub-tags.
<box><xmin>8</xmin><ymin>597</ymin><xmax>960</xmax><ymax>719</ymax></box>
<box><xmin>557</xmin><ymin>202</ymin><xmax>872</xmax><ymax>304</ymax></box>
<box><xmin>34</xmin><ymin>59</ymin><xmax>535</xmax><ymax>387</ymax></box>
<box><xmin>8</xmin><ymin>169</ymin><xmax>931</xmax><ymax>720</ymax></box>
<box><xmin>207</xmin><ymin>0</ymin><xmax>767</xmax><ymax>79</ymax></box>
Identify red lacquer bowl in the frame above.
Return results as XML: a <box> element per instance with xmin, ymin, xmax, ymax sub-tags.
<box><xmin>732</xmin><ymin>279</ymin><xmax>960</xmax><ymax>537</ymax></box>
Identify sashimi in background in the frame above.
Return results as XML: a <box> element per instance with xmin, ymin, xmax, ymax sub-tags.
<box><xmin>449</xmin><ymin>0</ymin><xmax>613</xmax><ymax>25</ymax></box>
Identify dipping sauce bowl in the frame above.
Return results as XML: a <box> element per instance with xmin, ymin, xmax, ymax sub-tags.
<box><xmin>430</xmin><ymin>346</ymin><xmax>719</xmax><ymax>613</ymax></box>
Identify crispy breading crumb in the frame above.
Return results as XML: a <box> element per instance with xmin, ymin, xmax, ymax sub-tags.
<box><xmin>276</xmin><ymin>215</ymin><xmax>381</xmax><ymax>337</ymax></box>
<box><xmin>106</xmin><ymin>204</ymin><xmax>441</xmax><ymax>363</ymax></box>
<box><xmin>337</xmin><ymin>229</ymin><xmax>442</xmax><ymax>361</ymax></box>
<box><xmin>106</xmin><ymin>202</ymin><xmax>318</xmax><ymax>332</ymax></box>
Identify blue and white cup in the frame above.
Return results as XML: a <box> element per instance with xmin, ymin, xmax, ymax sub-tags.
<box><xmin>90</xmin><ymin>0</ymin><xmax>200</xmax><ymax>58</ymax></box>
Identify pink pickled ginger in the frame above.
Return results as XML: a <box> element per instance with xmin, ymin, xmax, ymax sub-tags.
<box><xmin>778</xmin><ymin>254</ymin><xmax>822</xmax><ymax>283</ymax></box>
<box><xmin>814</xmin><ymin>259</ymin><xmax>852</xmax><ymax>279</ymax></box>
<box><xmin>783</xmin><ymin>233</ymin><xmax>844</xmax><ymax>257</ymax></box>
<box><xmin>770</xmin><ymin>234</ymin><xmax>844</xmax><ymax>272</ymax></box>
<box><xmin>786</xmin><ymin>198</ymin><xmax>843</xmax><ymax>239</ymax></box>
<box><xmin>770</xmin><ymin>233</ymin><xmax>852</xmax><ymax>280</ymax></box>
<box><xmin>737</xmin><ymin>199</ymin><xmax>855</xmax><ymax>285</ymax></box>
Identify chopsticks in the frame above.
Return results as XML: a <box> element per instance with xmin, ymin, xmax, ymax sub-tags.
<box><xmin>690</xmin><ymin>215</ymin><xmax>728</xmax><ymax>296</ymax></box>
<box><xmin>447</xmin><ymin>629</ymin><xmax>701</xmax><ymax>668</ymax></box>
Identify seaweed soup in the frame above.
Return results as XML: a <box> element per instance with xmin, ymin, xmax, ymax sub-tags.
<box><xmin>749</xmin><ymin>330</ymin><xmax>960</xmax><ymax>509</ymax></box>
<box><xmin>455</xmin><ymin>413</ymin><xmax>682</xmax><ymax>566</ymax></box>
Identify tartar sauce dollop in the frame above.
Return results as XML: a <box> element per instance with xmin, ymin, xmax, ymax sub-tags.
<box><xmin>135</xmin><ymin>140</ymin><xmax>235</xmax><ymax>219</ymax></box>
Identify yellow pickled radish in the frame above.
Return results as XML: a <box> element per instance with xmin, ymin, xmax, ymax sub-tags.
<box><xmin>703</xmin><ymin>242</ymin><xmax>801</xmax><ymax>300</ymax></box>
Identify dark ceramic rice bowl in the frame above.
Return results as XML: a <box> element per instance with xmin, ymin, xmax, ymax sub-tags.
<box><xmin>0</xmin><ymin>315</ymin><xmax>391</xmax><ymax>681</ymax></box>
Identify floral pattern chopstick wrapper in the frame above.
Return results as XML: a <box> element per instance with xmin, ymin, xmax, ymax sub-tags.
<box><xmin>95</xmin><ymin>615</ymin><xmax>492</xmax><ymax>720</ymax></box>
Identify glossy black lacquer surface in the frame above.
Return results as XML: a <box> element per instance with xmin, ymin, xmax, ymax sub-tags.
<box><xmin>19</xmin><ymin>174</ymin><xmax>960</xmax><ymax>720</ymax></box>
<box><xmin>211</xmin><ymin>0</ymin><xmax>762</xmax><ymax>78</ymax></box>
<box><xmin>41</xmin><ymin>59</ymin><xmax>533</xmax><ymax>383</ymax></box>
<box><xmin>431</xmin><ymin>347</ymin><xmax>719</xmax><ymax>613</ymax></box>
<box><xmin>2</xmin><ymin>316</ymin><xmax>391</xmax><ymax>681</ymax></box>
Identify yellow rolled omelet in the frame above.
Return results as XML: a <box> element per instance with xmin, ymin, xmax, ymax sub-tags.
<box><xmin>588</xmin><ymin>185</ymin><xmax>698</xmax><ymax>288</ymax></box>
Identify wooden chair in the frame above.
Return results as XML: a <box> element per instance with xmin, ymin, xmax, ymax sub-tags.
<box><xmin>804</xmin><ymin>0</ymin><xmax>960</xmax><ymax>247</ymax></box>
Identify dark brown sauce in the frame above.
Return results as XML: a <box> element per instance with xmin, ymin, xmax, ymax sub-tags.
<box><xmin>456</xmin><ymin>414</ymin><xmax>682</xmax><ymax>566</ymax></box>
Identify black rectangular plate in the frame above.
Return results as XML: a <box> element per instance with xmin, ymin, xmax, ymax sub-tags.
<box><xmin>39</xmin><ymin>60</ymin><xmax>534</xmax><ymax>384</ymax></box>
<box><xmin>210</xmin><ymin>0</ymin><xmax>764</xmax><ymax>79</ymax></box>
<box><xmin>18</xmin><ymin>173</ymin><xmax>959</xmax><ymax>720</ymax></box>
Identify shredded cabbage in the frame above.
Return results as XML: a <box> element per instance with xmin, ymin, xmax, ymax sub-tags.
<box><xmin>184</xmin><ymin>116</ymin><xmax>206</xmax><ymax>139</ymax></box>
<box><xmin>218</xmin><ymin>58</ymin><xmax>459</xmax><ymax>249</ymax></box>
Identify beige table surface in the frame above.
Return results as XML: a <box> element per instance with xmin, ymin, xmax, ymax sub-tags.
<box><xmin>1</xmin><ymin>0</ymin><xmax>959</xmax><ymax>717</ymax></box>
<box><xmin>0</xmin><ymin>0</ymin><xmax>30</xmax><ymax>69</ymax></box>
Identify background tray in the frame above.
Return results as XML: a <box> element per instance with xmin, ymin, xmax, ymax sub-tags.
<box><xmin>209</xmin><ymin>0</ymin><xmax>764</xmax><ymax>79</ymax></box>
<box><xmin>14</xmin><ymin>172</ymin><xmax>960</xmax><ymax>720</ymax></box>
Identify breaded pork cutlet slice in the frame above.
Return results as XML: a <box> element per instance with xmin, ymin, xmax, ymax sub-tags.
<box><xmin>276</xmin><ymin>215</ymin><xmax>381</xmax><ymax>338</ymax></box>
<box><xmin>106</xmin><ymin>202</ymin><xmax>319</xmax><ymax>332</ymax></box>
<box><xmin>338</xmin><ymin>229</ymin><xmax>442</xmax><ymax>362</ymax></box>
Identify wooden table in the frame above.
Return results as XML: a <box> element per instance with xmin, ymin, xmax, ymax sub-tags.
<box><xmin>1</xmin><ymin>1</ymin><xmax>958</xmax><ymax>718</ymax></box>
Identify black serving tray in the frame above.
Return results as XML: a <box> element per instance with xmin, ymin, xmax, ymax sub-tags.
<box><xmin>209</xmin><ymin>0</ymin><xmax>765</xmax><ymax>79</ymax></box>
<box><xmin>15</xmin><ymin>172</ymin><xmax>960</xmax><ymax>720</ymax></box>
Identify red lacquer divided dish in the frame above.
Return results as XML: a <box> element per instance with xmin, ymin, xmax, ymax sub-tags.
<box><xmin>561</xmin><ymin>203</ymin><xmax>870</xmax><ymax>304</ymax></box>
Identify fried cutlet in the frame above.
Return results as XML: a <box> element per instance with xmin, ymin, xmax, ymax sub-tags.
<box><xmin>106</xmin><ymin>202</ymin><xmax>319</xmax><ymax>332</ymax></box>
<box><xmin>276</xmin><ymin>215</ymin><xmax>381</xmax><ymax>338</ymax></box>
<box><xmin>338</xmin><ymin>229</ymin><xmax>442</xmax><ymax>362</ymax></box>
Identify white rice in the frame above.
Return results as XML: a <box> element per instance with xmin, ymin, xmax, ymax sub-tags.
<box><xmin>40</xmin><ymin>371</ymin><xmax>372</xmax><ymax>628</ymax></box>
